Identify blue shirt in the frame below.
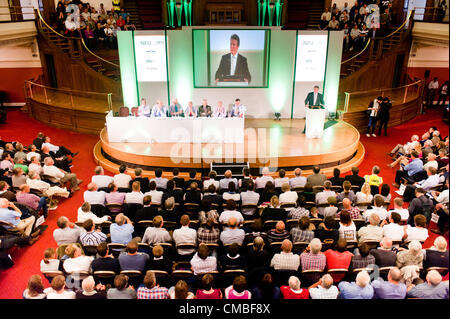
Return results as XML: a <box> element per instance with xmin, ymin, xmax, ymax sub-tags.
<box><xmin>0</xmin><ymin>207</ymin><xmax>20</xmax><ymax>227</ymax></box>
<box><xmin>110</xmin><ymin>223</ymin><xmax>134</xmax><ymax>244</ymax></box>
<box><xmin>371</xmin><ymin>278</ymin><xmax>407</xmax><ymax>299</ymax></box>
<box><xmin>338</xmin><ymin>281</ymin><xmax>374</xmax><ymax>299</ymax></box>
<box><xmin>118</xmin><ymin>252</ymin><xmax>149</xmax><ymax>272</ymax></box>
<box><xmin>404</xmin><ymin>158</ymin><xmax>424</xmax><ymax>176</ymax></box>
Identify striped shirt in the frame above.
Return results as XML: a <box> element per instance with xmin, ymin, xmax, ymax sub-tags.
<box><xmin>266</xmin><ymin>229</ymin><xmax>290</xmax><ymax>244</ymax></box>
<box><xmin>80</xmin><ymin>230</ymin><xmax>107</xmax><ymax>246</ymax></box>
<box><xmin>137</xmin><ymin>286</ymin><xmax>170</xmax><ymax>299</ymax></box>
<box><xmin>290</xmin><ymin>228</ymin><xmax>314</xmax><ymax>243</ymax></box>
<box><xmin>288</xmin><ymin>207</ymin><xmax>310</xmax><ymax>219</ymax></box>
<box><xmin>300</xmin><ymin>252</ymin><xmax>326</xmax><ymax>271</ymax></box>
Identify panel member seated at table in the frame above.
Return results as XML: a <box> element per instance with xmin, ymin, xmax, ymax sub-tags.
<box><xmin>213</xmin><ymin>101</ymin><xmax>227</xmax><ymax>118</ymax></box>
<box><xmin>198</xmin><ymin>99</ymin><xmax>212</xmax><ymax>117</ymax></box>
<box><xmin>169</xmin><ymin>98</ymin><xmax>184</xmax><ymax>117</ymax></box>
<box><xmin>138</xmin><ymin>98</ymin><xmax>151</xmax><ymax>117</ymax></box>
<box><xmin>151</xmin><ymin>100</ymin><xmax>168</xmax><ymax>118</ymax></box>
<box><xmin>185</xmin><ymin>101</ymin><xmax>198</xmax><ymax>118</ymax></box>
<box><xmin>229</xmin><ymin>98</ymin><xmax>246</xmax><ymax>118</ymax></box>
<box><xmin>303</xmin><ymin>85</ymin><xmax>325</xmax><ymax>133</ymax></box>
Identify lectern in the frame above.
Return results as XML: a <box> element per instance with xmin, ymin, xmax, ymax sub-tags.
<box><xmin>305</xmin><ymin>107</ymin><xmax>326</xmax><ymax>139</ymax></box>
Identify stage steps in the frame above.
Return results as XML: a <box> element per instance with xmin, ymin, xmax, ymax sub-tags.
<box><xmin>122</xmin><ymin>0</ymin><xmax>144</xmax><ymax>29</ymax></box>
<box><xmin>135</xmin><ymin>0</ymin><xmax>165</xmax><ymax>29</ymax></box>
<box><xmin>210</xmin><ymin>162</ymin><xmax>250</xmax><ymax>178</ymax></box>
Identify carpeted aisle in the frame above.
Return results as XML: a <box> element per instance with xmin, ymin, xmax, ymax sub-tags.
<box><xmin>0</xmin><ymin>108</ymin><xmax>448</xmax><ymax>298</ymax></box>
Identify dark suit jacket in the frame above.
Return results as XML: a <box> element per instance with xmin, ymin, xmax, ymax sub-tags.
<box><xmin>260</xmin><ymin>207</ymin><xmax>287</xmax><ymax>224</ymax></box>
<box><xmin>215</xmin><ymin>53</ymin><xmax>251</xmax><ymax>83</ymax></box>
<box><xmin>147</xmin><ymin>257</ymin><xmax>173</xmax><ymax>274</ymax></box>
<box><xmin>187</xmin><ymin>179</ymin><xmax>203</xmax><ymax>191</ymax></box>
<box><xmin>161</xmin><ymin>190</ymin><xmax>184</xmax><ymax>207</ymax></box>
<box><xmin>305</xmin><ymin>92</ymin><xmax>324</xmax><ymax>107</ymax></box>
<box><xmin>172</xmin><ymin>177</ymin><xmax>185</xmax><ymax>190</ymax></box>
<box><xmin>198</xmin><ymin>105</ymin><xmax>212</xmax><ymax>117</ymax></box>
<box><xmin>369</xmin><ymin>248</ymin><xmax>397</xmax><ymax>267</ymax></box>
<box><xmin>130</xmin><ymin>177</ymin><xmax>149</xmax><ymax>193</ymax></box>
<box><xmin>135</xmin><ymin>206</ymin><xmax>158</xmax><ymax>223</ymax></box>
<box><xmin>91</xmin><ymin>257</ymin><xmax>121</xmax><ymax>273</ymax></box>
<box><xmin>329</xmin><ymin>177</ymin><xmax>345</xmax><ymax>187</ymax></box>
<box><xmin>344</xmin><ymin>174</ymin><xmax>366</xmax><ymax>188</ymax></box>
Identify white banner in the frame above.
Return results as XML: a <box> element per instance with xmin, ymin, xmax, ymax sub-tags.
<box><xmin>134</xmin><ymin>35</ymin><xmax>167</xmax><ymax>82</ymax></box>
<box><xmin>296</xmin><ymin>34</ymin><xmax>328</xmax><ymax>82</ymax></box>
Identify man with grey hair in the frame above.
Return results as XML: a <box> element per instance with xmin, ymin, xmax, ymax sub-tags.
<box><xmin>53</xmin><ymin>215</ymin><xmax>84</xmax><ymax>245</ymax></box>
<box><xmin>43</xmin><ymin>157</ymin><xmax>81</xmax><ymax>191</ymax></box>
<box><xmin>255</xmin><ymin>167</ymin><xmax>274</xmax><ymax>189</ymax></box>
<box><xmin>300</xmin><ymin>238</ymin><xmax>326</xmax><ymax>271</ymax></box>
<box><xmin>289</xmin><ymin>168</ymin><xmax>307</xmax><ymax>188</ymax></box>
<box><xmin>309</xmin><ymin>274</ymin><xmax>339</xmax><ymax>299</ymax></box>
<box><xmin>280</xmin><ymin>275</ymin><xmax>309</xmax><ymax>299</ymax></box>
<box><xmin>219</xmin><ymin>170</ymin><xmax>238</xmax><ymax>191</ymax></box>
<box><xmin>338</xmin><ymin>271</ymin><xmax>374</xmax><ymax>299</ymax></box>
<box><xmin>357</xmin><ymin>213</ymin><xmax>383</xmax><ymax>243</ymax></box>
<box><xmin>371</xmin><ymin>267</ymin><xmax>407</xmax><ymax>299</ymax></box>
<box><xmin>424</xmin><ymin>236</ymin><xmax>449</xmax><ymax>269</ymax></box>
<box><xmin>407</xmin><ymin>270</ymin><xmax>449</xmax><ymax>299</ymax></box>
<box><xmin>76</xmin><ymin>275</ymin><xmax>106</xmax><ymax>299</ymax></box>
<box><xmin>219</xmin><ymin>217</ymin><xmax>245</xmax><ymax>245</ymax></box>
<box><xmin>91</xmin><ymin>166</ymin><xmax>113</xmax><ymax>190</ymax></box>
<box><xmin>110</xmin><ymin>213</ymin><xmax>134</xmax><ymax>245</ymax></box>
<box><xmin>279</xmin><ymin>183</ymin><xmax>298</xmax><ymax>208</ymax></box>
<box><xmin>369</xmin><ymin>237</ymin><xmax>397</xmax><ymax>267</ymax></box>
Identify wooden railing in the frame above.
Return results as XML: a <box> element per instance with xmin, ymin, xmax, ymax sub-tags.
<box><xmin>0</xmin><ymin>5</ymin><xmax>36</xmax><ymax>22</ymax></box>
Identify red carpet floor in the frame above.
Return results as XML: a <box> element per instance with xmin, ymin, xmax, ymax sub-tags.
<box><xmin>0</xmin><ymin>108</ymin><xmax>448</xmax><ymax>298</ymax></box>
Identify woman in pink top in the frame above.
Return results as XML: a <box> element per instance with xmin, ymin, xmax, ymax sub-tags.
<box><xmin>225</xmin><ymin>275</ymin><xmax>251</xmax><ymax>299</ymax></box>
<box><xmin>105</xmin><ymin>183</ymin><xmax>125</xmax><ymax>213</ymax></box>
<box><xmin>195</xmin><ymin>274</ymin><xmax>222</xmax><ymax>299</ymax></box>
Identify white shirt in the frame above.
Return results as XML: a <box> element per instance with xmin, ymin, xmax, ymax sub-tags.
<box><xmin>230</xmin><ymin>52</ymin><xmax>238</xmax><ymax>76</ymax></box>
<box><xmin>219</xmin><ymin>210</ymin><xmax>244</xmax><ymax>225</ymax></box>
<box><xmin>255</xmin><ymin>175</ymin><xmax>274</xmax><ymax>189</ymax></box>
<box><xmin>417</xmin><ymin>174</ymin><xmax>440</xmax><ymax>191</ymax></box>
<box><xmin>45</xmin><ymin>289</ymin><xmax>76</xmax><ymax>299</ymax></box>
<box><xmin>40</xmin><ymin>259</ymin><xmax>60</xmax><ymax>272</ymax></box>
<box><xmin>290</xmin><ymin>176</ymin><xmax>307</xmax><ymax>188</ymax></box>
<box><xmin>77</xmin><ymin>207</ymin><xmax>109</xmax><ymax>224</ymax></box>
<box><xmin>42</xmin><ymin>142</ymin><xmax>59</xmax><ymax>153</ymax></box>
<box><xmin>144</xmin><ymin>190</ymin><xmax>163</xmax><ymax>204</ymax></box>
<box><xmin>28</xmin><ymin>163</ymin><xmax>43</xmax><ymax>175</ymax></box>
<box><xmin>223</xmin><ymin>193</ymin><xmax>241</xmax><ymax>202</ymax></box>
<box><xmin>219</xmin><ymin>177</ymin><xmax>238</xmax><ymax>190</ymax></box>
<box><xmin>436</xmin><ymin>189</ymin><xmax>449</xmax><ymax>203</ymax></box>
<box><xmin>138</xmin><ymin>104</ymin><xmax>151</xmax><ymax>117</ymax></box>
<box><xmin>279</xmin><ymin>191</ymin><xmax>298</xmax><ymax>205</ymax></box>
<box><xmin>27</xmin><ymin>178</ymin><xmax>50</xmax><ymax>190</ymax></box>
<box><xmin>150</xmin><ymin>177</ymin><xmax>168</xmax><ymax>189</ymax></box>
<box><xmin>26</xmin><ymin>152</ymin><xmax>41</xmax><ymax>162</ymax></box>
<box><xmin>389</xmin><ymin>208</ymin><xmax>410</xmax><ymax>221</ymax></box>
<box><xmin>63</xmin><ymin>255</ymin><xmax>94</xmax><ymax>273</ymax></box>
<box><xmin>321</xmin><ymin>11</ymin><xmax>331</xmax><ymax>21</ymax></box>
<box><xmin>423</xmin><ymin>161</ymin><xmax>438</xmax><ymax>171</ymax></box>
<box><xmin>405</xmin><ymin>226</ymin><xmax>429</xmax><ymax>242</ymax></box>
<box><xmin>339</xmin><ymin>222</ymin><xmax>357</xmax><ymax>240</ymax></box>
<box><xmin>382</xmin><ymin>223</ymin><xmax>404</xmax><ymax>241</ymax></box>
<box><xmin>428</xmin><ymin>80</ymin><xmax>439</xmax><ymax>89</ymax></box>
<box><xmin>43</xmin><ymin>165</ymin><xmax>64</xmax><ymax>180</ymax></box>
<box><xmin>370</xmin><ymin>99</ymin><xmax>379</xmax><ymax>117</ymax></box>
<box><xmin>92</xmin><ymin>175</ymin><xmax>114</xmax><ymax>189</ymax></box>
<box><xmin>113</xmin><ymin>173</ymin><xmax>132</xmax><ymax>189</ymax></box>
<box><xmin>173</xmin><ymin>226</ymin><xmax>197</xmax><ymax>255</ymax></box>
<box><xmin>363</xmin><ymin>206</ymin><xmax>388</xmax><ymax>222</ymax></box>
<box><xmin>274</xmin><ymin>177</ymin><xmax>290</xmax><ymax>188</ymax></box>
<box><xmin>125</xmin><ymin>191</ymin><xmax>144</xmax><ymax>204</ymax></box>
<box><xmin>83</xmin><ymin>190</ymin><xmax>106</xmax><ymax>206</ymax></box>
<box><xmin>203</xmin><ymin>179</ymin><xmax>220</xmax><ymax>191</ymax></box>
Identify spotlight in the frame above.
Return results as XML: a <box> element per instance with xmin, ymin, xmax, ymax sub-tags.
<box><xmin>274</xmin><ymin>112</ymin><xmax>281</xmax><ymax>121</ymax></box>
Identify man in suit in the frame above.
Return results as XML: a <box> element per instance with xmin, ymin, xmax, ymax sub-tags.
<box><xmin>304</xmin><ymin>85</ymin><xmax>325</xmax><ymax>133</ymax></box>
<box><xmin>198</xmin><ymin>99</ymin><xmax>212</xmax><ymax>117</ymax></box>
<box><xmin>215</xmin><ymin>34</ymin><xmax>251</xmax><ymax>84</ymax></box>
<box><xmin>344</xmin><ymin>167</ymin><xmax>366</xmax><ymax>189</ymax></box>
<box><xmin>306</xmin><ymin>166</ymin><xmax>327</xmax><ymax>187</ymax></box>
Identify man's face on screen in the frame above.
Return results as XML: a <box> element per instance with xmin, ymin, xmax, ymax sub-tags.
<box><xmin>314</xmin><ymin>88</ymin><xmax>319</xmax><ymax>94</ymax></box>
<box><xmin>230</xmin><ymin>39</ymin><xmax>239</xmax><ymax>55</ymax></box>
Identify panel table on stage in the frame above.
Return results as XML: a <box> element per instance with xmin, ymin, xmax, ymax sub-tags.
<box><xmin>105</xmin><ymin>111</ymin><xmax>245</xmax><ymax>143</ymax></box>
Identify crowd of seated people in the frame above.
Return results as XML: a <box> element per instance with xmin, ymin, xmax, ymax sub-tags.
<box><xmin>0</xmin><ymin>132</ymin><xmax>81</xmax><ymax>267</ymax></box>
<box><xmin>25</xmin><ymin>161</ymin><xmax>448</xmax><ymax>299</ymax></box>
<box><xmin>387</xmin><ymin>126</ymin><xmax>449</xmax><ymax>234</ymax></box>
<box><xmin>55</xmin><ymin>1</ymin><xmax>135</xmax><ymax>50</ymax></box>
<box><xmin>320</xmin><ymin>1</ymin><xmax>395</xmax><ymax>52</ymax></box>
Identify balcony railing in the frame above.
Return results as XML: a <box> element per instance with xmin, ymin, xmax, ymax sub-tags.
<box><xmin>0</xmin><ymin>5</ymin><xmax>38</xmax><ymax>22</ymax></box>
<box><xmin>340</xmin><ymin>79</ymin><xmax>424</xmax><ymax>114</ymax></box>
<box><xmin>412</xmin><ymin>6</ymin><xmax>449</xmax><ymax>23</ymax></box>
<box><xmin>24</xmin><ymin>80</ymin><xmax>122</xmax><ymax>114</ymax></box>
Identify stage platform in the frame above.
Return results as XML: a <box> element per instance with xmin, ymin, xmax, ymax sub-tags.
<box><xmin>94</xmin><ymin>118</ymin><xmax>365</xmax><ymax>177</ymax></box>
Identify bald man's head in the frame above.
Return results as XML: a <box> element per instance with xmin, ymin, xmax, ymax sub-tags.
<box><xmin>228</xmin><ymin>217</ymin><xmax>238</xmax><ymax>228</ymax></box>
<box><xmin>342</xmin><ymin>198</ymin><xmax>351</xmax><ymax>209</ymax></box>
<box><xmin>281</xmin><ymin>239</ymin><xmax>292</xmax><ymax>253</ymax></box>
<box><xmin>388</xmin><ymin>267</ymin><xmax>402</xmax><ymax>283</ymax></box>
<box><xmin>321</xmin><ymin>274</ymin><xmax>334</xmax><ymax>289</ymax></box>
<box><xmin>275</xmin><ymin>221</ymin><xmax>285</xmax><ymax>232</ymax></box>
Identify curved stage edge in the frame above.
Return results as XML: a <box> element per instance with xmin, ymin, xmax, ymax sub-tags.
<box><xmin>94</xmin><ymin>119</ymin><xmax>365</xmax><ymax>178</ymax></box>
